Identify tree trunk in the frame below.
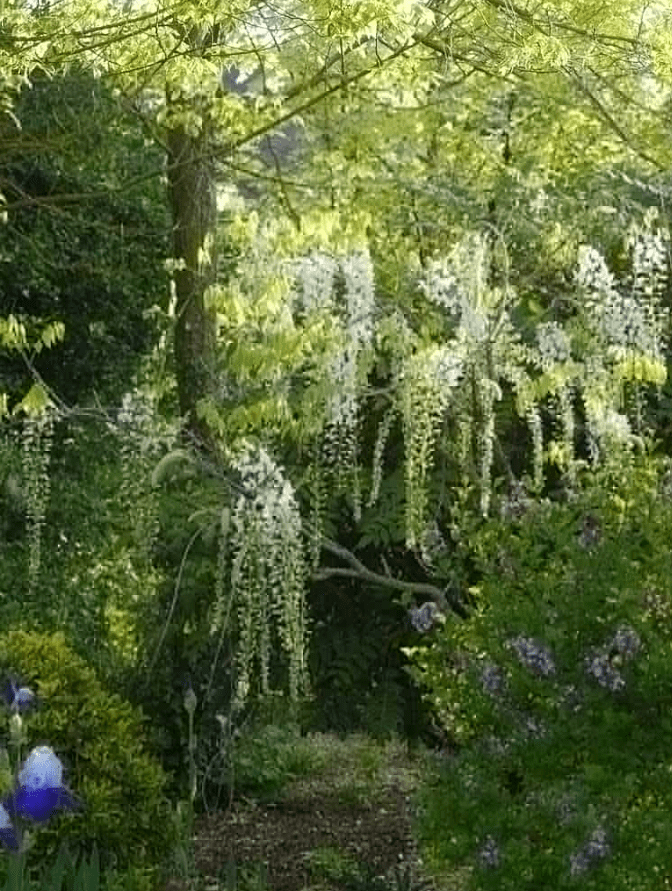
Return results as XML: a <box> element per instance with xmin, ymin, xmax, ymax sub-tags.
<box><xmin>166</xmin><ymin>119</ymin><xmax>218</xmax><ymax>449</ymax></box>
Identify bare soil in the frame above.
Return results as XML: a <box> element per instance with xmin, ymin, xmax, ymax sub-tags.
<box><xmin>168</xmin><ymin>734</ymin><xmax>447</xmax><ymax>891</ymax></box>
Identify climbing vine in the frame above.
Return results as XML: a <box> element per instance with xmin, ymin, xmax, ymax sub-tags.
<box><xmin>188</xmin><ymin>213</ymin><xmax>670</xmax><ymax>709</ymax></box>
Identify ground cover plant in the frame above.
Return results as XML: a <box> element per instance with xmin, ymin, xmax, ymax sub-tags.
<box><xmin>406</xmin><ymin>452</ymin><xmax>672</xmax><ymax>889</ymax></box>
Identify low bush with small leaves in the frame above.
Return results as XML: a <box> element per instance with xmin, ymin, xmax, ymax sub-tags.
<box><xmin>405</xmin><ymin>453</ymin><xmax>672</xmax><ymax>890</ymax></box>
<box><xmin>0</xmin><ymin>628</ymin><xmax>177</xmax><ymax>882</ymax></box>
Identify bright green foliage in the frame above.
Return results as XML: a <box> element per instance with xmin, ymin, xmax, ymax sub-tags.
<box><xmin>201</xmin><ymin>240</ymin><xmax>378</xmax><ymax>450</ymax></box>
<box><xmin>0</xmin><ymin>319</ymin><xmax>63</xmax><ymax>418</ymax></box>
<box><xmin>406</xmin><ymin>452</ymin><xmax>672</xmax><ymax>888</ymax></box>
<box><xmin>2</xmin><ymin>0</ymin><xmax>672</xmax><ymax>807</ymax></box>
<box><xmin>221</xmin><ymin>723</ymin><xmax>326</xmax><ymax>801</ymax></box>
<box><xmin>0</xmin><ymin>629</ymin><xmax>176</xmax><ymax>879</ymax></box>
<box><xmin>0</xmin><ymin>844</ymin><xmax>107</xmax><ymax>891</ymax></box>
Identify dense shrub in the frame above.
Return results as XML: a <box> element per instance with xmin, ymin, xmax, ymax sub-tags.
<box><xmin>406</xmin><ymin>453</ymin><xmax>672</xmax><ymax>889</ymax></box>
<box><xmin>0</xmin><ymin>629</ymin><xmax>177</xmax><ymax>879</ymax></box>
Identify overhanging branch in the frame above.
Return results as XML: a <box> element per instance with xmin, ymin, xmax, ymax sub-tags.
<box><xmin>313</xmin><ymin>537</ymin><xmax>467</xmax><ymax>618</ymax></box>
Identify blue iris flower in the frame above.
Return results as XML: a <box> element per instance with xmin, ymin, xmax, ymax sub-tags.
<box><xmin>3</xmin><ymin>746</ymin><xmax>81</xmax><ymax>824</ymax></box>
<box><xmin>1</xmin><ymin>678</ymin><xmax>35</xmax><ymax>714</ymax></box>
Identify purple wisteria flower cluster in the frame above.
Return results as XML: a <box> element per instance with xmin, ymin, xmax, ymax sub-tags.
<box><xmin>462</xmin><ymin>630</ymin><xmax>623</xmax><ymax>877</ymax></box>
<box><xmin>507</xmin><ymin>635</ymin><xmax>556</xmax><ymax>677</ymax></box>
<box><xmin>584</xmin><ymin>625</ymin><xmax>641</xmax><ymax>692</ymax></box>
<box><xmin>584</xmin><ymin>652</ymin><xmax>625</xmax><ymax>692</ymax></box>
<box><xmin>445</xmin><ymin>616</ymin><xmax>644</xmax><ymax>880</ymax></box>
<box><xmin>476</xmin><ymin>835</ymin><xmax>500</xmax><ymax>869</ymax></box>
<box><xmin>480</xmin><ymin>661</ymin><xmax>505</xmax><ymax>695</ymax></box>
<box><xmin>569</xmin><ymin>826</ymin><xmax>610</xmax><ymax>876</ymax></box>
<box><xmin>0</xmin><ymin>676</ymin><xmax>81</xmax><ymax>852</ymax></box>
<box><xmin>610</xmin><ymin>625</ymin><xmax>641</xmax><ymax>658</ymax></box>
<box><xmin>409</xmin><ymin>601</ymin><xmax>443</xmax><ymax>633</ymax></box>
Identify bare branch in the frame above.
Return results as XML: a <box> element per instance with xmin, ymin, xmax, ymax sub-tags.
<box><xmin>314</xmin><ymin>537</ymin><xmax>467</xmax><ymax>618</ymax></box>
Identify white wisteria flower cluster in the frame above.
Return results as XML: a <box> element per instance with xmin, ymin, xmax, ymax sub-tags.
<box><xmin>293</xmin><ymin>249</ymin><xmax>377</xmax><ymax>519</ymax></box>
<box><xmin>228</xmin><ymin>444</ymin><xmax>308</xmax><ymax>705</ymax></box>
<box><xmin>419</xmin><ymin>232</ymin><xmax>491</xmax><ymax>320</ymax></box>
<box><xmin>341</xmin><ymin>250</ymin><xmax>375</xmax><ymax>349</ymax></box>
<box><xmin>536</xmin><ymin>321</ymin><xmax>571</xmax><ymax>369</ymax></box>
<box><xmin>292</xmin><ymin>248</ymin><xmax>375</xmax><ymax>353</ymax></box>
<box><xmin>234</xmin><ymin>444</ymin><xmax>302</xmax><ymax>534</ymax></box>
<box><xmin>576</xmin><ymin>243</ymin><xmax>667</xmax><ymax>360</ymax></box>
<box><xmin>626</xmin><ymin>208</ymin><xmax>670</xmax><ymax>303</ymax></box>
<box><xmin>292</xmin><ymin>251</ymin><xmax>339</xmax><ymax>316</ymax></box>
<box><xmin>328</xmin><ymin>250</ymin><xmax>376</xmax><ymax>432</ymax></box>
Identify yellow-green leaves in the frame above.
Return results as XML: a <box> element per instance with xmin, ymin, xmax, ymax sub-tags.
<box><xmin>0</xmin><ymin>314</ymin><xmax>27</xmax><ymax>350</ymax></box>
<box><xmin>16</xmin><ymin>383</ymin><xmax>51</xmax><ymax>417</ymax></box>
<box><xmin>0</xmin><ymin>319</ymin><xmax>63</xmax><ymax>418</ymax></box>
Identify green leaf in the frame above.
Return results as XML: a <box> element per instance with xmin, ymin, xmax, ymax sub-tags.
<box><xmin>14</xmin><ymin>383</ymin><xmax>50</xmax><ymax>416</ymax></box>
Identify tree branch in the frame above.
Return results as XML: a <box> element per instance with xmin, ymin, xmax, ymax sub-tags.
<box><xmin>313</xmin><ymin>537</ymin><xmax>467</xmax><ymax>618</ymax></box>
<box><xmin>481</xmin><ymin>0</ymin><xmax>638</xmax><ymax>47</ymax></box>
<box><xmin>565</xmin><ymin>66</ymin><xmax>663</xmax><ymax>171</ymax></box>
<box><xmin>231</xmin><ymin>36</ymin><xmax>421</xmax><ymax>151</ymax></box>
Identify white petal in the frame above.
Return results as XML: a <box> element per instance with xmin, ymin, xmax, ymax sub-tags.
<box><xmin>18</xmin><ymin>746</ymin><xmax>63</xmax><ymax>789</ymax></box>
<box><xmin>0</xmin><ymin>804</ymin><xmax>12</xmax><ymax>829</ymax></box>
